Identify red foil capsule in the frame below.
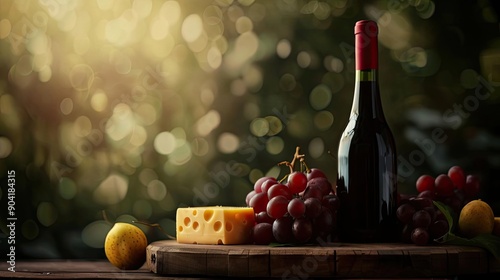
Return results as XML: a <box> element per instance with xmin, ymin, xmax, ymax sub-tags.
<box><xmin>355</xmin><ymin>20</ymin><xmax>378</xmax><ymax>70</ymax></box>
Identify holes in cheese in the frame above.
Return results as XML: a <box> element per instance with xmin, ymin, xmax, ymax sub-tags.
<box><xmin>184</xmin><ymin>217</ymin><xmax>191</xmax><ymax>227</ymax></box>
<box><xmin>204</xmin><ymin>209</ymin><xmax>214</xmax><ymax>222</ymax></box>
<box><xmin>213</xmin><ymin>221</ymin><xmax>222</xmax><ymax>232</ymax></box>
<box><xmin>176</xmin><ymin>206</ymin><xmax>255</xmax><ymax>245</ymax></box>
<box><xmin>225</xmin><ymin>222</ymin><xmax>233</xmax><ymax>232</ymax></box>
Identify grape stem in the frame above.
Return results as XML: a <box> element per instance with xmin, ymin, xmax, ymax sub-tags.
<box><xmin>133</xmin><ymin>220</ymin><xmax>175</xmax><ymax>240</ymax></box>
<box><xmin>102</xmin><ymin>210</ymin><xmax>114</xmax><ymax>225</ymax></box>
<box><xmin>300</xmin><ymin>158</ymin><xmax>311</xmax><ymax>173</ymax></box>
<box><xmin>278</xmin><ymin>146</ymin><xmax>305</xmax><ymax>173</ymax></box>
<box><xmin>278</xmin><ymin>174</ymin><xmax>289</xmax><ymax>183</ymax></box>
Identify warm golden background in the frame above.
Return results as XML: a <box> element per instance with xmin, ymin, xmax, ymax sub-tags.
<box><xmin>1</xmin><ymin>0</ymin><xmax>499</xmax><ymax>258</ymax></box>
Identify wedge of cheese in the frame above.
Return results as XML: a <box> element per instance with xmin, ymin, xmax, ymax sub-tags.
<box><xmin>176</xmin><ymin>206</ymin><xmax>255</xmax><ymax>245</ymax></box>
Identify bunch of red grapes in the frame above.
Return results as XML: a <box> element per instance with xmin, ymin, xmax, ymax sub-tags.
<box><xmin>397</xmin><ymin>166</ymin><xmax>480</xmax><ymax>245</ymax></box>
<box><xmin>245</xmin><ymin>168</ymin><xmax>339</xmax><ymax>245</ymax></box>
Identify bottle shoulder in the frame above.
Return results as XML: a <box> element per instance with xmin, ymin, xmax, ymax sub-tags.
<box><xmin>341</xmin><ymin>115</ymin><xmax>394</xmax><ymax>137</ymax></box>
<box><xmin>338</xmin><ymin>117</ymin><xmax>396</xmax><ymax>152</ymax></box>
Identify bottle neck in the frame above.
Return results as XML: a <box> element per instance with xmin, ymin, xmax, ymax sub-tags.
<box><xmin>350</xmin><ymin>20</ymin><xmax>385</xmax><ymax>121</ymax></box>
<box><xmin>356</xmin><ymin>69</ymin><xmax>377</xmax><ymax>82</ymax></box>
<box><xmin>350</xmin><ymin>69</ymin><xmax>385</xmax><ymax>121</ymax></box>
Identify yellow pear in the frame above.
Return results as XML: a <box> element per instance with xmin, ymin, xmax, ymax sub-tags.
<box><xmin>458</xmin><ymin>200</ymin><xmax>494</xmax><ymax>238</ymax></box>
<box><xmin>104</xmin><ymin>222</ymin><xmax>147</xmax><ymax>270</ymax></box>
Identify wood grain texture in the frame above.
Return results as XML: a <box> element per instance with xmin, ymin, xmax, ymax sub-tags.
<box><xmin>0</xmin><ymin>256</ymin><xmax>497</xmax><ymax>279</ymax></box>
<box><xmin>147</xmin><ymin>240</ymin><xmax>500</xmax><ymax>278</ymax></box>
<box><xmin>0</xmin><ymin>260</ymin><xmax>207</xmax><ymax>279</ymax></box>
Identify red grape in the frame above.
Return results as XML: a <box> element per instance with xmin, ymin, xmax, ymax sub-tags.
<box><xmin>267</xmin><ymin>183</ymin><xmax>293</xmax><ymax>200</ymax></box>
<box><xmin>288</xmin><ymin>198</ymin><xmax>305</xmax><ymax>219</ymax></box>
<box><xmin>254</xmin><ymin>176</ymin><xmax>275</xmax><ymax>193</ymax></box>
<box><xmin>245</xmin><ymin>150</ymin><xmax>342</xmax><ymax>245</ymax></box>
<box><xmin>464</xmin><ymin>174</ymin><xmax>480</xmax><ymax>198</ymax></box>
<box><xmin>417</xmin><ymin>190</ymin><xmax>436</xmax><ymax>200</ymax></box>
<box><xmin>261</xmin><ymin>178</ymin><xmax>278</xmax><ymax>193</ymax></box>
<box><xmin>255</xmin><ymin>211</ymin><xmax>275</xmax><ymax>224</ymax></box>
<box><xmin>267</xmin><ymin>195</ymin><xmax>289</xmax><ymax>219</ymax></box>
<box><xmin>304</xmin><ymin>197</ymin><xmax>322</xmax><ymax>219</ymax></box>
<box><xmin>245</xmin><ymin>190</ymin><xmax>256</xmax><ymax>206</ymax></box>
<box><xmin>292</xmin><ymin>217</ymin><xmax>313</xmax><ymax>243</ymax></box>
<box><xmin>411</xmin><ymin>227</ymin><xmax>429</xmax><ymax>246</ymax></box>
<box><xmin>448</xmin><ymin>166</ymin><xmax>465</xmax><ymax>190</ymax></box>
<box><xmin>409</xmin><ymin>197</ymin><xmax>433</xmax><ymax>209</ymax></box>
<box><xmin>435</xmin><ymin>174</ymin><xmax>454</xmax><ymax>197</ymax></box>
<box><xmin>423</xmin><ymin>206</ymin><xmax>436</xmax><ymax>221</ymax></box>
<box><xmin>272</xmin><ymin>216</ymin><xmax>295</xmax><ymax>243</ymax></box>
<box><xmin>306</xmin><ymin>177</ymin><xmax>332</xmax><ymax>196</ymax></box>
<box><xmin>321</xmin><ymin>194</ymin><xmax>340</xmax><ymax>213</ymax></box>
<box><xmin>306</xmin><ymin>168</ymin><xmax>326</xmax><ymax>180</ymax></box>
<box><xmin>249</xmin><ymin>192</ymin><xmax>269</xmax><ymax>214</ymax></box>
<box><xmin>416</xmin><ymin>175</ymin><xmax>435</xmax><ymax>193</ymax></box>
<box><xmin>253</xmin><ymin>223</ymin><xmax>274</xmax><ymax>245</ymax></box>
<box><xmin>396</xmin><ymin>203</ymin><xmax>415</xmax><ymax>224</ymax></box>
<box><xmin>402</xmin><ymin>224</ymin><xmax>413</xmax><ymax>243</ymax></box>
<box><xmin>435</xmin><ymin>210</ymin><xmax>446</xmax><ymax>222</ymax></box>
<box><xmin>429</xmin><ymin>219</ymin><xmax>449</xmax><ymax>239</ymax></box>
<box><xmin>314</xmin><ymin>208</ymin><xmax>334</xmax><ymax>237</ymax></box>
<box><xmin>287</xmin><ymin>171</ymin><xmax>307</xmax><ymax>194</ymax></box>
<box><xmin>413</xmin><ymin>210</ymin><xmax>432</xmax><ymax>228</ymax></box>
<box><xmin>399</xmin><ymin>193</ymin><xmax>416</xmax><ymax>205</ymax></box>
<box><xmin>303</xmin><ymin>186</ymin><xmax>323</xmax><ymax>200</ymax></box>
<box><xmin>443</xmin><ymin>195</ymin><xmax>463</xmax><ymax>214</ymax></box>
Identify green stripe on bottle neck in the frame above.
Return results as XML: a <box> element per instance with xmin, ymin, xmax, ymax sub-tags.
<box><xmin>356</xmin><ymin>69</ymin><xmax>377</xmax><ymax>81</ymax></box>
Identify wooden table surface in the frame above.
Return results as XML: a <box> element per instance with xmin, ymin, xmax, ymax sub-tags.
<box><xmin>1</xmin><ymin>242</ymin><xmax>499</xmax><ymax>280</ymax></box>
<box><xmin>0</xmin><ymin>259</ymin><xmax>497</xmax><ymax>279</ymax></box>
<box><xmin>0</xmin><ymin>260</ymin><xmax>215</xmax><ymax>280</ymax></box>
<box><xmin>147</xmin><ymin>241</ymin><xmax>500</xmax><ymax>279</ymax></box>
<box><xmin>0</xmin><ymin>260</ymin><xmax>462</xmax><ymax>279</ymax></box>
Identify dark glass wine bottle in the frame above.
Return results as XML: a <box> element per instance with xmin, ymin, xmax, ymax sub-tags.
<box><xmin>336</xmin><ymin>20</ymin><xmax>398</xmax><ymax>242</ymax></box>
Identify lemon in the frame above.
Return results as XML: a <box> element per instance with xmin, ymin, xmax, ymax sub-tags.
<box><xmin>104</xmin><ymin>222</ymin><xmax>147</xmax><ymax>270</ymax></box>
<box><xmin>458</xmin><ymin>200</ymin><xmax>494</xmax><ymax>238</ymax></box>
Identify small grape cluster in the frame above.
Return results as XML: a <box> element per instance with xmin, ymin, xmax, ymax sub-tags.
<box><xmin>245</xmin><ymin>147</ymin><xmax>339</xmax><ymax>245</ymax></box>
<box><xmin>415</xmin><ymin>166</ymin><xmax>480</xmax><ymax>213</ymax></box>
<box><xmin>397</xmin><ymin>196</ymin><xmax>449</xmax><ymax>245</ymax></box>
<box><xmin>397</xmin><ymin>166</ymin><xmax>480</xmax><ymax>245</ymax></box>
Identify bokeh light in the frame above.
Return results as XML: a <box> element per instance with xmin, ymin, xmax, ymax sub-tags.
<box><xmin>217</xmin><ymin>132</ymin><xmax>240</xmax><ymax>153</ymax></box>
<box><xmin>309</xmin><ymin>84</ymin><xmax>332</xmax><ymax>111</ymax></box>
<box><xmin>147</xmin><ymin>179</ymin><xmax>167</xmax><ymax>201</ymax></box>
<box><xmin>37</xmin><ymin>202</ymin><xmax>58</xmax><ymax>227</ymax></box>
<box><xmin>0</xmin><ymin>137</ymin><xmax>13</xmax><ymax>158</ymax></box>
<box><xmin>58</xmin><ymin>177</ymin><xmax>77</xmax><ymax>200</ymax></box>
<box><xmin>93</xmin><ymin>174</ymin><xmax>128</xmax><ymax>205</ymax></box>
<box><xmin>81</xmin><ymin>220</ymin><xmax>112</xmax><ymax>249</ymax></box>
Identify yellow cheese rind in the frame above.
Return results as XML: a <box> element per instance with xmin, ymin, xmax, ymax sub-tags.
<box><xmin>176</xmin><ymin>206</ymin><xmax>255</xmax><ymax>245</ymax></box>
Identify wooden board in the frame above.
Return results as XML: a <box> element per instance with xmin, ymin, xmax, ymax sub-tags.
<box><xmin>146</xmin><ymin>240</ymin><xmax>500</xmax><ymax>278</ymax></box>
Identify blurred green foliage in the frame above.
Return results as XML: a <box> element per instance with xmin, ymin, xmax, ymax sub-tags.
<box><xmin>0</xmin><ymin>0</ymin><xmax>499</xmax><ymax>258</ymax></box>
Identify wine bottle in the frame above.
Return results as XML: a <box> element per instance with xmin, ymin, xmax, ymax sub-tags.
<box><xmin>336</xmin><ymin>20</ymin><xmax>399</xmax><ymax>242</ymax></box>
